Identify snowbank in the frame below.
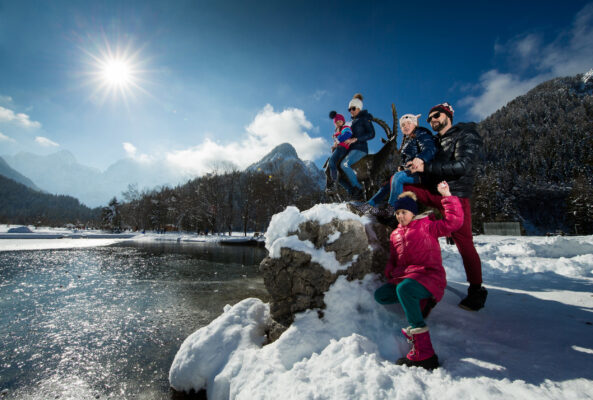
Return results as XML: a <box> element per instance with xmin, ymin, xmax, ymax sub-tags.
<box><xmin>170</xmin><ymin>203</ymin><xmax>593</xmax><ymax>399</ymax></box>
<box><xmin>170</xmin><ymin>271</ymin><xmax>593</xmax><ymax>399</ymax></box>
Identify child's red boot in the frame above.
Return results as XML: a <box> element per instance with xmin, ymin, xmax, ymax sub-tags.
<box><xmin>396</xmin><ymin>326</ymin><xmax>439</xmax><ymax>370</ymax></box>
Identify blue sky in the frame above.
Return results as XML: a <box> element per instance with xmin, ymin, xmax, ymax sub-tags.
<box><xmin>0</xmin><ymin>0</ymin><xmax>592</xmax><ymax>174</ymax></box>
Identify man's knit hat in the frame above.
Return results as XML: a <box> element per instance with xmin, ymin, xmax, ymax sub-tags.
<box><xmin>348</xmin><ymin>93</ymin><xmax>363</xmax><ymax>110</ymax></box>
<box><xmin>399</xmin><ymin>114</ymin><xmax>421</xmax><ymax>127</ymax></box>
<box><xmin>427</xmin><ymin>102</ymin><xmax>454</xmax><ymax>122</ymax></box>
<box><xmin>392</xmin><ymin>191</ymin><xmax>418</xmax><ymax>215</ymax></box>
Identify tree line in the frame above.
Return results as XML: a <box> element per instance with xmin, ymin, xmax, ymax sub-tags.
<box><xmin>103</xmin><ymin>166</ymin><xmax>323</xmax><ymax>235</ymax></box>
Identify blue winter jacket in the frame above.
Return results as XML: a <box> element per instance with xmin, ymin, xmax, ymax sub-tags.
<box><xmin>349</xmin><ymin>110</ymin><xmax>375</xmax><ymax>153</ymax></box>
<box><xmin>400</xmin><ymin>126</ymin><xmax>436</xmax><ymax>168</ymax></box>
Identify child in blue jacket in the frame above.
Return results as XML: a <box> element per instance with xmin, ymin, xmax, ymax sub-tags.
<box><xmin>357</xmin><ymin>113</ymin><xmax>436</xmax><ymax>216</ymax></box>
<box><xmin>326</xmin><ymin>111</ymin><xmax>353</xmax><ymax>193</ymax></box>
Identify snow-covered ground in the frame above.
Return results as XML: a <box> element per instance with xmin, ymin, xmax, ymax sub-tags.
<box><xmin>169</xmin><ymin>206</ymin><xmax>593</xmax><ymax>400</ymax></box>
<box><xmin>0</xmin><ymin>224</ymin><xmax>262</xmax><ymax>252</ymax></box>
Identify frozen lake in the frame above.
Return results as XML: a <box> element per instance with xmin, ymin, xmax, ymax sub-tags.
<box><xmin>0</xmin><ymin>242</ymin><xmax>268</xmax><ymax>399</ymax></box>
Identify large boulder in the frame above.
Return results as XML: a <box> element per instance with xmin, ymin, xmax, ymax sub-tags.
<box><xmin>260</xmin><ymin>204</ymin><xmax>392</xmax><ymax>340</ymax></box>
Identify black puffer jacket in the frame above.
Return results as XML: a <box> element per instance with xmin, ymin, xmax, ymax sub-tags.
<box><xmin>400</xmin><ymin>126</ymin><xmax>436</xmax><ymax>167</ymax></box>
<box><xmin>349</xmin><ymin>110</ymin><xmax>375</xmax><ymax>153</ymax></box>
<box><xmin>423</xmin><ymin>122</ymin><xmax>483</xmax><ymax>198</ymax></box>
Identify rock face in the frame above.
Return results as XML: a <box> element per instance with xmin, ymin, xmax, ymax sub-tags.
<box><xmin>260</xmin><ymin>204</ymin><xmax>392</xmax><ymax>341</ymax></box>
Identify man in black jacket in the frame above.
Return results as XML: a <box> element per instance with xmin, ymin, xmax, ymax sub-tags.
<box><xmin>406</xmin><ymin>102</ymin><xmax>487</xmax><ymax>311</ymax></box>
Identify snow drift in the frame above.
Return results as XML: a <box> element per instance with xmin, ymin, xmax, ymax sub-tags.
<box><xmin>169</xmin><ymin>204</ymin><xmax>593</xmax><ymax>399</ymax></box>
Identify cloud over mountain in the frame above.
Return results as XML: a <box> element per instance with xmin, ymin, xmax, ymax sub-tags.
<box><xmin>461</xmin><ymin>3</ymin><xmax>593</xmax><ymax>119</ymax></box>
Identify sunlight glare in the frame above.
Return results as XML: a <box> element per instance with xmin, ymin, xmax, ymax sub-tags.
<box><xmin>84</xmin><ymin>40</ymin><xmax>149</xmax><ymax>104</ymax></box>
<box><xmin>102</xmin><ymin>59</ymin><xmax>131</xmax><ymax>87</ymax></box>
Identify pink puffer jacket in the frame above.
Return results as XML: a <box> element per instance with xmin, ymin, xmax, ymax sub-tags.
<box><xmin>384</xmin><ymin>196</ymin><xmax>464</xmax><ymax>301</ymax></box>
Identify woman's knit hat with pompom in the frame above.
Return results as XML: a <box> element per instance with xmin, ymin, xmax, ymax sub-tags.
<box><xmin>349</xmin><ymin>93</ymin><xmax>363</xmax><ymax>111</ymax></box>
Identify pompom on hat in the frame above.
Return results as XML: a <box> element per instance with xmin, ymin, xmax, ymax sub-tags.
<box><xmin>329</xmin><ymin>110</ymin><xmax>345</xmax><ymax>124</ymax></box>
<box><xmin>392</xmin><ymin>191</ymin><xmax>418</xmax><ymax>215</ymax></box>
<box><xmin>348</xmin><ymin>93</ymin><xmax>363</xmax><ymax>110</ymax></box>
<box><xmin>427</xmin><ymin>102</ymin><xmax>454</xmax><ymax>122</ymax></box>
<box><xmin>399</xmin><ymin>114</ymin><xmax>421</xmax><ymax>127</ymax></box>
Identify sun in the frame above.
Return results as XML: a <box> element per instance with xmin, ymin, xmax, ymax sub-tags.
<box><xmin>84</xmin><ymin>40</ymin><xmax>148</xmax><ymax>103</ymax></box>
<box><xmin>102</xmin><ymin>59</ymin><xmax>132</xmax><ymax>87</ymax></box>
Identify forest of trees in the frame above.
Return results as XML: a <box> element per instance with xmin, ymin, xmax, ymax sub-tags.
<box><xmin>472</xmin><ymin>74</ymin><xmax>593</xmax><ymax>234</ymax></box>
<box><xmin>0</xmin><ymin>175</ymin><xmax>100</xmax><ymax>227</ymax></box>
<box><xmin>108</xmin><ymin>166</ymin><xmax>323</xmax><ymax>235</ymax></box>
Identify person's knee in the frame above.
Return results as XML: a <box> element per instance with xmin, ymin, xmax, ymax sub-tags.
<box><xmin>374</xmin><ymin>288</ymin><xmax>391</xmax><ymax>304</ymax></box>
<box><xmin>396</xmin><ymin>280</ymin><xmax>412</xmax><ymax>298</ymax></box>
<box><xmin>392</xmin><ymin>173</ymin><xmax>405</xmax><ymax>185</ymax></box>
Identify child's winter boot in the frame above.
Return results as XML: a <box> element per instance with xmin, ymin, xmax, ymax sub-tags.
<box><xmin>396</xmin><ymin>326</ymin><xmax>439</xmax><ymax>370</ymax></box>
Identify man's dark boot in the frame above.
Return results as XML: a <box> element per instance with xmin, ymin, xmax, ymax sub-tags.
<box><xmin>459</xmin><ymin>284</ymin><xmax>488</xmax><ymax>311</ymax></box>
<box><xmin>351</xmin><ymin>187</ymin><xmax>365</xmax><ymax>201</ymax></box>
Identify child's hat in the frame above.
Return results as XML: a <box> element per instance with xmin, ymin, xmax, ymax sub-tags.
<box><xmin>329</xmin><ymin>110</ymin><xmax>345</xmax><ymax>124</ymax></box>
<box><xmin>399</xmin><ymin>114</ymin><xmax>421</xmax><ymax>127</ymax></box>
<box><xmin>392</xmin><ymin>191</ymin><xmax>418</xmax><ymax>215</ymax></box>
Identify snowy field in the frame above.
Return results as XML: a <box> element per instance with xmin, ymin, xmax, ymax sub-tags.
<box><xmin>169</xmin><ymin>206</ymin><xmax>593</xmax><ymax>400</ymax></box>
<box><xmin>0</xmin><ymin>224</ymin><xmax>262</xmax><ymax>252</ymax></box>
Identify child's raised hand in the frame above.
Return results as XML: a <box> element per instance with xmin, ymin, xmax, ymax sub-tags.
<box><xmin>437</xmin><ymin>181</ymin><xmax>451</xmax><ymax>196</ymax></box>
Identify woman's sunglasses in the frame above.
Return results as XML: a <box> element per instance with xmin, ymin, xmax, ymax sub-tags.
<box><xmin>348</xmin><ymin>107</ymin><xmax>357</xmax><ymax>112</ymax></box>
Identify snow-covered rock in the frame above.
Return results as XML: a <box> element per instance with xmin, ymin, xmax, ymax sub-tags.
<box><xmin>260</xmin><ymin>203</ymin><xmax>391</xmax><ymax>335</ymax></box>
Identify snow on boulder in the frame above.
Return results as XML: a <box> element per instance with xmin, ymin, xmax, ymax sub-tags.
<box><xmin>260</xmin><ymin>203</ymin><xmax>392</xmax><ymax>338</ymax></box>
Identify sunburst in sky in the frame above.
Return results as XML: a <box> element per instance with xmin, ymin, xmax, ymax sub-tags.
<box><xmin>85</xmin><ymin>40</ymin><xmax>148</xmax><ymax>104</ymax></box>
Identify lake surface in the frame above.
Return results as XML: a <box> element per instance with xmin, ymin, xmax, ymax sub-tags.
<box><xmin>0</xmin><ymin>242</ymin><xmax>268</xmax><ymax>399</ymax></box>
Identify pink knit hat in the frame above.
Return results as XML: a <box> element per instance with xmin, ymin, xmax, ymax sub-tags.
<box><xmin>329</xmin><ymin>110</ymin><xmax>345</xmax><ymax>124</ymax></box>
<box><xmin>333</xmin><ymin>113</ymin><xmax>345</xmax><ymax>124</ymax></box>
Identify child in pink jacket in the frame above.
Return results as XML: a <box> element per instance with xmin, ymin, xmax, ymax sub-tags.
<box><xmin>374</xmin><ymin>181</ymin><xmax>463</xmax><ymax>370</ymax></box>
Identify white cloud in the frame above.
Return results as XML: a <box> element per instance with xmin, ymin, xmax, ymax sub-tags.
<box><xmin>312</xmin><ymin>90</ymin><xmax>327</xmax><ymax>102</ymax></box>
<box><xmin>123</xmin><ymin>142</ymin><xmax>137</xmax><ymax>157</ymax></box>
<box><xmin>461</xmin><ymin>3</ymin><xmax>593</xmax><ymax>119</ymax></box>
<box><xmin>0</xmin><ymin>95</ymin><xmax>13</xmax><ymax>105</ymax></box>
<box><xmin>122</xmin><ymin>142</ymin><xmax>152</xmax><ymax>163</ymax></box>
<box><xmin>35</xmin><ymin>136</ymin><xmax>59</xmax><ymax>147</ymax></box>
<box><xmin>459</xmin><ymin>71</ymin><xmax>545</xmax><ymax>120</ymax></box>
<box><xmin>0</xmin><ymin>132</ymin><xmax>15</xmax><ymax>142</ymax></box>
<box><xmin>165</xmin><ymin>104</ymin><xmax>327</xmax><ymax>176</ymax></box>
<box><xmin>0</xmin><ymin>106</ymin><xmax>41</xmax><ymax>128</ymax></box>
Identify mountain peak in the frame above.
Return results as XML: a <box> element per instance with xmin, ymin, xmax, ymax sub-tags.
<box><xmin>261</xmin><ymin>143</ymin><xmax>299</xmax><ymax>162</ymax></box>
<box><xmin>245</xmin><ymin>143</ymin><xmax>324</xmax><ymax>188</ymax></box>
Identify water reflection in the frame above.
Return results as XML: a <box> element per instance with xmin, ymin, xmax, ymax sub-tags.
<box><xmin>0</xmin><ymin>242</ymin><xmax>268</xmax><ymax>399</ymax></box>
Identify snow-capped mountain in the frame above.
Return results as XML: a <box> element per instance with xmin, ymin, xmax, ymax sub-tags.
<box><xmin>0</xmin><ymin>156</ymin><xmax>40</xmax><ymax>191</ymax></box>
<box><xmin>2</xmin><ymin>151</ymin><xmax>182</xmax><ymax>208</ymax></box>
<box><xmin>2</xmin><ymin>143</ymin><xmax>325</xmax><ymax>208</ymax></box>
<box><xmin>246</xmin><ymin>143</ymin><xmax>325</xmax><ymax>189</ymax></box>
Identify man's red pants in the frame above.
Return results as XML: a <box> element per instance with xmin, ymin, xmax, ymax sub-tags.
<box><xmin>404</xmin><ymin>184</ymin><xmax>482</xmax><ymax>284</ymax></box>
